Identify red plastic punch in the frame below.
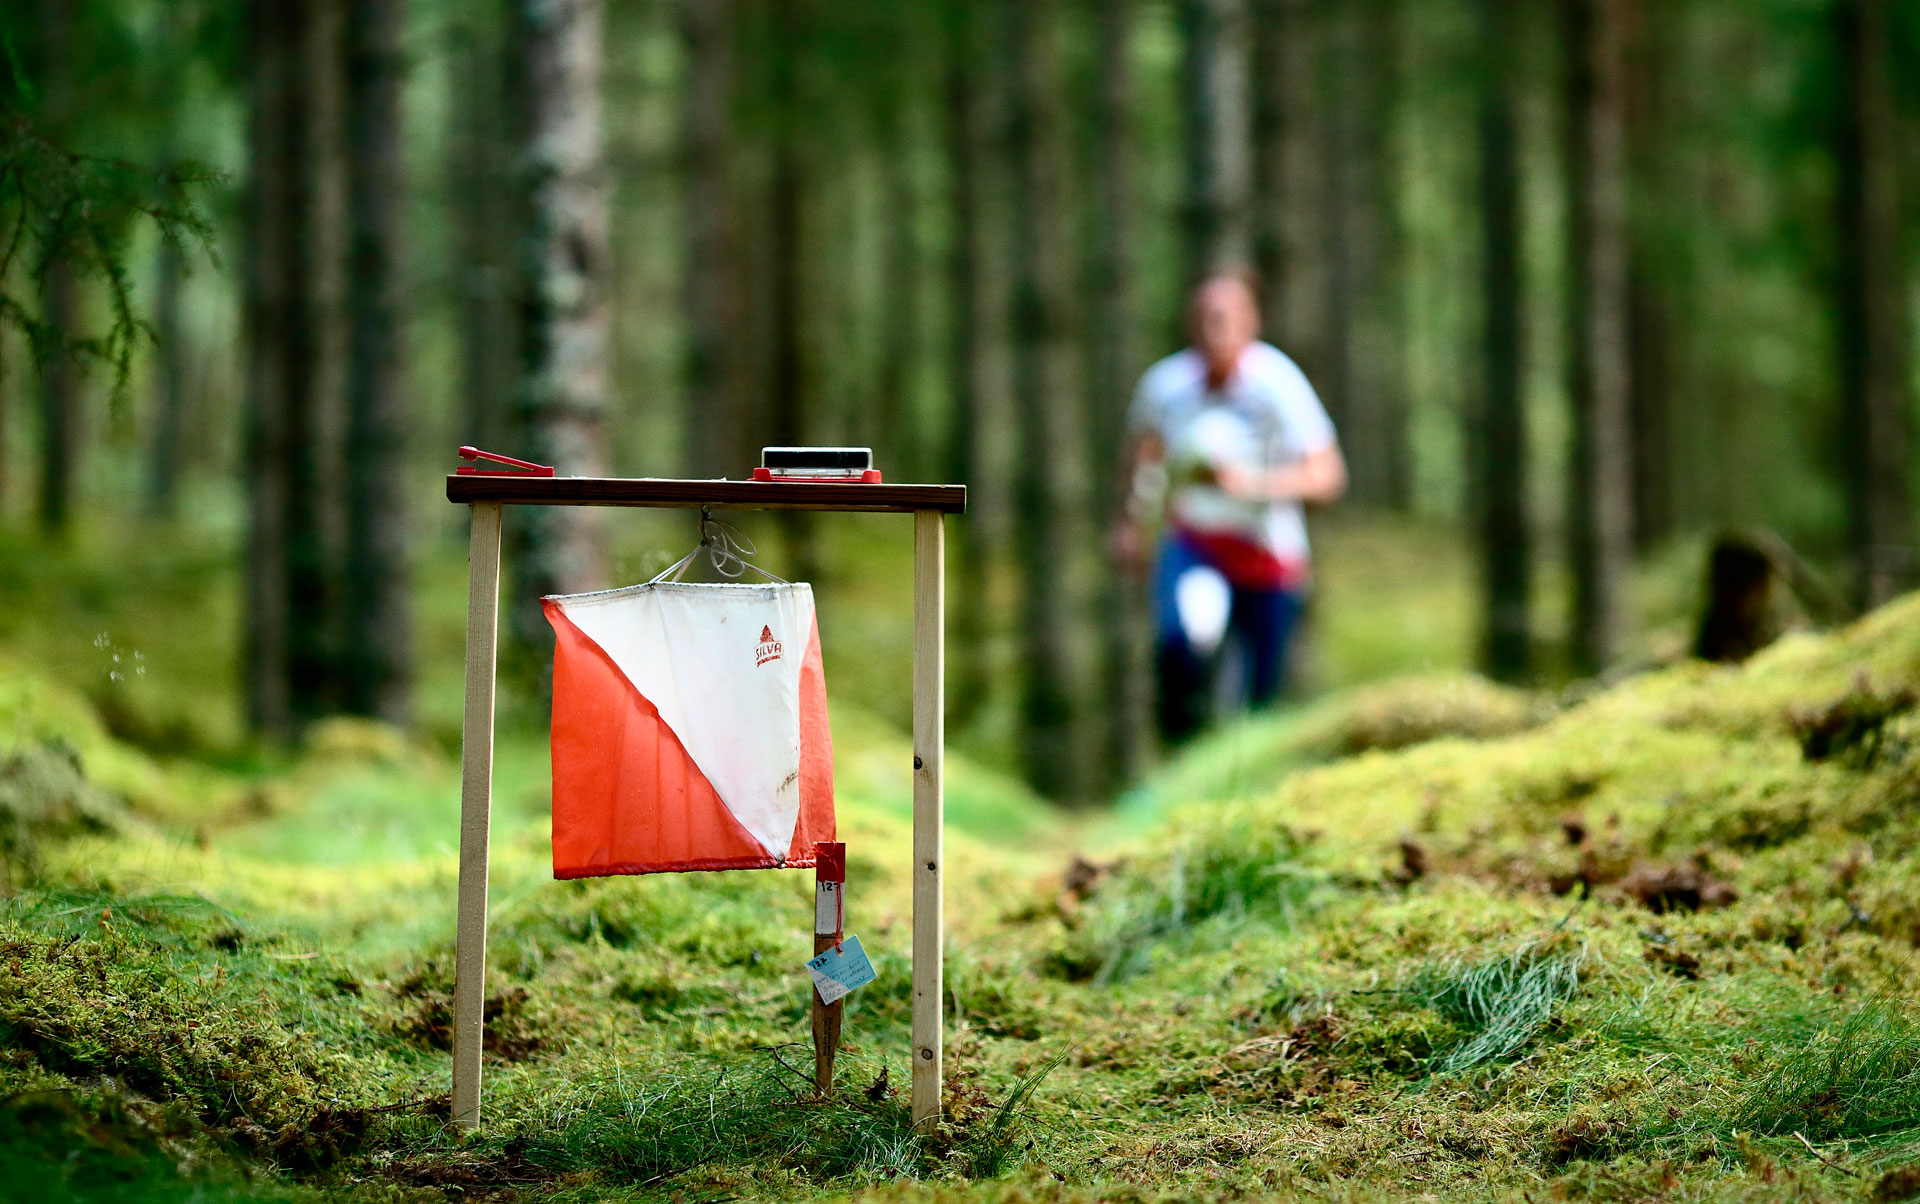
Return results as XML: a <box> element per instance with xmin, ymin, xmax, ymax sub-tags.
<box><xmin>455</xmin><ymin>446</ymin><xmax>555</xmax><ymax>476</ymax></box>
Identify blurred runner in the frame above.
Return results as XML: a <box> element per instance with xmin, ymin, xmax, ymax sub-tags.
<box><xmin>1113</xmin><ymin>271</ymin><xmax>1347</xmax><ymax>744</ymax></box>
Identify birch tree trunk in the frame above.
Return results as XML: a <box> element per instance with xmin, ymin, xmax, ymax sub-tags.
<box><xmin>1835</xmin><ymin>0</ymin><xmax>1910</xmax><ymax>609</ymax></box>
<box><xmin>1562</xmin><ymin>0</ymin><xmax>1634</xmax><ymax>675</ymax></box>
<box><xmin>342</xmin><ymin>0</ymin><xmax>411</xmax><ymax>723</ymax></box>
<box><xmin>506</xmin><ymin>0</ymin><xmax>611</xmax><ymax>657</ymax></box>
<box><xmin>1477</xmin><ymin>0</ymin><xmax>1530</xmax><ymax>682</ymax></box>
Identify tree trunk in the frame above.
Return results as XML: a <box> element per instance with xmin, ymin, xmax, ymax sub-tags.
<box><xmin>1835</xmin><ymin>0</ymin><xmax>1910</xmax><ymax>609</ymax></box>
<box><xmin>1180</xmin><ymin>0</ymin><xmax>1252</xmax><ymax>283</ymax></box>
<box><xmin>506</xmin><ymin>0</ymin><xmax>611</xmax><ymax>659</ymax></box>
<box><xmin>35</xmin><ymin>266</ymin><xmax>75</xmax><ymax>536</ymax></box>
<box><xmin>342</xmin><ymin>0</ymin><xmax>411</xmax><ymax>723</ymax></box>
<box><xmin>1320</xmin><ymin>0</ymin><xmax>1385</xmax><ymax>494</ymax></box>
<box><xmin>942</xmin><ymin>2</ymin><xmax>989</xmax><ymax>732</ymax></box>
<box><xmin>875</xmin><ymin>84</ymin><xmax>922</xmax><ymax>479</ymax></box>
<box><xmin>1250</xmin><ymin>0</ymin><xmax>1328</xmax><ymax>385</ymax></box>
<box><xmin>766</xmin><ymin>0</ymin><xmax>815</xmax><ymax>582</ymax></box>
<box><xmin>1006</xmin><ymin>0</ymin><xmax>1081</xmax><ymax>798</ymax></box>
<box><xmin>1562</xmin><ymin>0</ymin><xmax>1634</xmax><ymax>676</ymax></box>
<box><xmin>1090</xmin><ymin>0</ymin><xmax>1149</xmax><ymax>786</ymax></box>
<box><xmin>35</xmin><ymin>0</ymin><xmax>75</xmax><ymax>537</ymax></box>
<box><xmin>1369</xmin><ymin>0</ymin><xmax>1412</xmax><ymax>511</ymax></box>
<box><xmin>680</xmin><ymin>0</ymin><xmax>742</xmax><ymax>478</ymax></box>
<box><xmin>448</xmin><ymin>10</ymin><xmax>515</xmax><ymax>455</ymax></box>
<box><xmin>286</xmin><ymin>0</ymin><xmax>339</xmax><ymax>727</ymax></box>
<box><xmin>242</xmin><ymin>0</ymin><xmax>310</xmax><ymax>737</ymax></box>
<box><xmin>145</xmin><ymin>214</ymin><xmax>189</xmax><ymax>518</ymax></box>
<box><xmin>1622</xmin><ymin>0</ymin><xmax>1671</xmax><ymax>551</ymax></box>
<box><xmin>1477</xmin><ymin>0</ymin><xmax>1529</xmax><ymax>682</ymax></box>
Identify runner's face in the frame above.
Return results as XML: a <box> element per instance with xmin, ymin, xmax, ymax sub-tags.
<box><xmin>1193</xmin><ymin>281</ymin><xmax>1259</xmax><ymax>375</ymax></box>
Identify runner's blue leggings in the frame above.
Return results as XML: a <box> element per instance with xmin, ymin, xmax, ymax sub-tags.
<box><xmin>1151</xmin><ymin>533</ymin><xmax>1304</xmax><ymax>743</ymax></box>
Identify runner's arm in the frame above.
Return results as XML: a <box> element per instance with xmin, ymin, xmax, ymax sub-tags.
<box><xmin>1216</xmin><ymin>442</ymin><xmax>1347</xmax><ymax>505</ymax></box>
<box><xmin>1110</xmin><ymin>430</ymin><xmax>1166</xmax><ymax>574</ymax></box>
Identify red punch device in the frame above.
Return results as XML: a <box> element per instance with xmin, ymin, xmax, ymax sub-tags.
<box><xmin>752</xmin><ymin>447</ymin><xmax>882</xmax><ymax>484</ymax></box>
<box><xmin>456</xmin><ymin>446</ymin><xmax>555</xmax><ymax>477</ymax></box>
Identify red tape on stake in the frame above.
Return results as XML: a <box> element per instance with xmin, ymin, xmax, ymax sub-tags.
<box><xmin>815</xmin><ymin>841</ymin><xmax>846</xmax><ymax>951</ymax></box>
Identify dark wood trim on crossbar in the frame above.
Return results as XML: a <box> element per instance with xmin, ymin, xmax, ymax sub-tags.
<box><xmin>446</xmin><ymin>474</ymin><xmax>967</xmax><ymax>514</ymax></box>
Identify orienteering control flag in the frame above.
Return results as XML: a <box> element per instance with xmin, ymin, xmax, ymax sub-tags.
<box><xmin>542</xmin><ymin>581</ymin><xmax>834</xmax><ymax>878</ymax></box>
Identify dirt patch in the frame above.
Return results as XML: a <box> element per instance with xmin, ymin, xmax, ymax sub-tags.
<box><xmin>390</xmin><ymin>969</ymin><xmax>549</xmax><ymax>1061</ymax></box>
<box><xmin>1615</xmin><ymin>860</ymin><xmax>1738</xmax><ymax>913</ymax></box>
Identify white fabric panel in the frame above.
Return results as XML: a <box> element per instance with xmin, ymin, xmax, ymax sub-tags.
<box><xmin>551</xmin><ymin>582</ymin><xmax>815</xmax><ymax>859</ymax></box>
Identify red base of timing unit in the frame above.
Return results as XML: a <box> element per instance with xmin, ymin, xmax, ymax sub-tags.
<box><xmin>751</xmin><ymin>467</ymin><xmax>884</xmax><ymax>484</ymax></box>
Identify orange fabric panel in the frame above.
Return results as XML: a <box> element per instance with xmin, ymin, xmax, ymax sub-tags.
<box><xmin>785</xmin><ymin>617</ymin><xmax>836</xmax><ymax>860</ymax></box>
<box><xmin>545</xmin><ymin>601</ymin><xmax>778</xmax><ymax>877</ymax></box>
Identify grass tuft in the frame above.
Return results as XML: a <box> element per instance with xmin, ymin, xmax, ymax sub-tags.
<box><xmin>1733</xmin><ymin>993</ymin><xmax>1920</xmax><ymax>1148</ymax></box>
<box><xmin>1398</xmin><ymin>941</ymin><xmax>1584</xmax><ymax>1073</ymax></box>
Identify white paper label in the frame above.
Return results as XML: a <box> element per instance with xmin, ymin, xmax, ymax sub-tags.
<box><xmin>814</xmin><ymin>880</ymin><xmax>842</xmax><ymax>935</ymax></box>
<box><xmin>806</xmin><ymin>934</ymin><xmax>875</xmax><ymax>1006</ymax></box>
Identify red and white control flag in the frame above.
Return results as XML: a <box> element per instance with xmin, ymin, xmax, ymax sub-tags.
<box><xmin>542</xmin><ymin>582</ymin><xmax>835</xmax><ymax>878</ymax></box>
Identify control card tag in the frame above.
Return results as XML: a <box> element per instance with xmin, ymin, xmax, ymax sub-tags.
<box><xmin>805</xmin><ymin>934</ymin><xmax>876</xmax><ymax>1006</ymax></box>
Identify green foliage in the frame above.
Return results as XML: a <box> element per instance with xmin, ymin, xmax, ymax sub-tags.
<box><xmin>0</xmin><ymin>112</ymin><xmax>217</xmax><ymax>397</ymax></box>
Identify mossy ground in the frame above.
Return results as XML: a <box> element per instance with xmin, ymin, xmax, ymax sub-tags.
<box><xmin>1</xmin><ymin>514</ymin><xmax>1916</xmax><ymax>1202</ymax></box>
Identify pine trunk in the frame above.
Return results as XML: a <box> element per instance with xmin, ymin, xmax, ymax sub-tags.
<box><xmin>35</xmin><ymin>0</ymin><xmax>75</xmax><ymax>537</ymax></box>
<box><xmin>286</xmin><ymin>0</ymin><xmax>339</xmax><ymax>728</ymax></box>
<box><xmin>1836</xmin><ymin>0</ymin><xmax>1910</xmax><ymax>609</ymax></box>
<box><xmin>1091</xmin><ymin>0</ymin><xmax>1149</xmax><ymax>786</ymax></box>
<box><xmin>145</xmin><ymin>213</ymin><xmax>188</xmax><ymax>518</ymax></box>
<box><xmin>1180</xmin><ymin>0</ymin><xmax>1252</xmax><ymax>283</ymax></box>
<box><xmin>942</xmin><ymin>3</ymin><xmax>988</xmax><ymax>732</ymax></box>
<box><xmin>242</xmin><ymin>0</ymin><xmax>309</xmax><ymax>736</ymax></box>
<box><xmin>876</xmin><ymin>88</ymin><xmax>921</xmax><ymax>480</ymax></box>
<box><xmin>1562</xmin><ymin>0</ymin><xmax>1634</xmax><ymax>676</ymax></box>
<box><xmin>35</xmin><ymin>266</ymin><xmax>75</xmax><ymax>536</ymax></box>
<box><xmin>1477</xmin><ymin>0</ymin><xmax>1529</xmax><ymax>682</ymax></box>
<box><xmin>680</xmin><ymin>0</ymin><xmax>742</xmax><ymax>478</ymax></box>
<box><xmin>342</xmin><ymin>0</ymin><xmax>411</xmax><ymax>723</ymax></box>
<box><xmin>448</xmin><ymin>11</ymin><xmax>515</xmax><ymax>455</ymax></box>
<box><xmin>1251</xmin><ymin>0</ymin><xmax>1328</xmax><ymax>386</ymax></box>
<box><xmin>1006</xmin><ymin>0</ymin><xmax>1080</xmax><ymax>798</ymax></box>
<box><xmin>766</xmin><ymin>0</ymin><xmax>815</xmax><ymax>582</ymax></box>
<box><xmin>506</xmin><ymin>0</ymin><xmax>611</xmax><ymax>658</ymax></box>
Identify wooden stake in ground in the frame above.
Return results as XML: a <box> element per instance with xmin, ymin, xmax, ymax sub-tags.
<box><xmin>812</xmin><ymin>840</ymin><xmax>847</xmax><ymax>1095</ymax></box>
<box><xmin>452</xmin><ymin>500</ymin><xmax>502</xmax><ymax>1129</ymax></box>
<box><xmin>911</xmin><ymin>509</ymin><xmax>945</xmax><ymax>1130</ymax></box>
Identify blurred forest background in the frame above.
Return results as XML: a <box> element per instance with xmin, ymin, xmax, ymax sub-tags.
<box><xmin>1</xmin><ymin>0</ymin><xmax>1917</xmax><ymax>803</ymax></box>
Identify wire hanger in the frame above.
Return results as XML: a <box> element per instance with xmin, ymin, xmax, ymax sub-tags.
<box><xmin>648</xmin><ymin>506</ymin><xmax>790</xmax><ymax>585</ymax></box>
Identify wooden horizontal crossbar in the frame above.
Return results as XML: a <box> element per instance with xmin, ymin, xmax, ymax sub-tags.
<box><xmin>446</xmin><ymin>474</ymin><xmax>967</xmax><ymax>514</ymax></box>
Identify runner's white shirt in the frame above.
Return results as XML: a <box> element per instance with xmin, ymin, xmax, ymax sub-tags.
<box><xmin>1127</xmin><ymin>342</ymin><xmax>1337</xmax><ymax>586</ymax></box>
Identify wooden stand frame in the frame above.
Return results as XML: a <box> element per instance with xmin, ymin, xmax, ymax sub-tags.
<box><xmin>444</xmin><ymin>475</ymin><xmax>965</xmax><ymax>1134</ymax></box>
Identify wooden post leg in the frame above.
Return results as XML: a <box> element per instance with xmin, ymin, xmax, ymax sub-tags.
<box><xmin>910</xmin><ymin>510</ymin><xmax>944</xmax><ymax>1131</ymax></box>
<box><xmin>811</xmin><ymin>841</ymin><xmax>846</xmax><ymax>1096</ymax></box>
<box><xmin>452</xmin><ymin>501</ymin><xmax>503</xmax><ymax>1130</ymax></box>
